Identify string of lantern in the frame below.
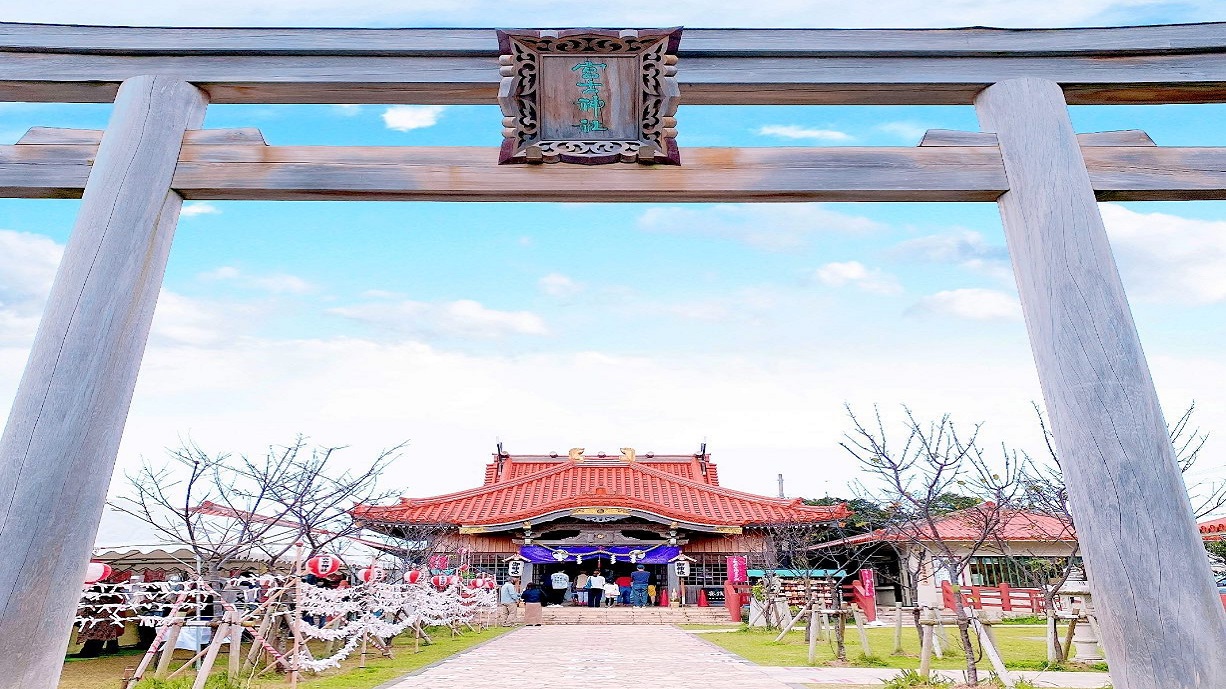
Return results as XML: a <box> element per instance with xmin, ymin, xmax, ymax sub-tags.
<box><xmin>75</xmin><ymin>555</ymin><xmax>499</xmax><ymax>679</ymax></box>
<box><xmin>535</xmin><ymin>544</ymin><xmax>661</xmax><ymax>564</ymax></box>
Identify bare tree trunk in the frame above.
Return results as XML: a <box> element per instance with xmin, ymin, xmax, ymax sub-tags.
<box><xmin>950</xmin><ymin>587</ymin><xmax>979</xmax><ymax>685</ymax></box>
<box><xmin>834</xmin><ymin>606</ymin><xmax>848</xmax><ymax>662</ymax></box>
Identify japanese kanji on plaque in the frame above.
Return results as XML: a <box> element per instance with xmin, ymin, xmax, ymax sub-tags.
<box><xmin>496</xmin><ymin>27</ymin><xmax>682</xmax><ymax>165</ymax></box>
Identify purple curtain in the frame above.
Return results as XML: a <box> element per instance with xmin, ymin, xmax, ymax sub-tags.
<box><xmin>518</xmin><ymin>545</ymin><xmax>681</xmax><ymax>564</ymax></box>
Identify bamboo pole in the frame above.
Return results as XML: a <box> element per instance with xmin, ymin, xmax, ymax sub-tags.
<box><xmin>919</xmin><ymin>611</ymin><xmax>935</xmax><ymax>680</ymax></box>
<box><xmin>892</xmin><ymin>603</ymin><xmax>905</xmax><ymax>655</ymax></box>
<box><xmin>190</xmin><ymin>620</ymin><xmax>230</xmax><ymax>689</ymax></box>
<box><xmin>851</xmin><ymin>605</ymin><xmax>872</xmax><ymax>657</ymax></box>
<box><xmin>155</xmin><ymin>618</ymin><xmax>186</xmax><ymax>677</ymax></box>
<box><xmin>971</xmin><ymin>615</ymin><xmax>1014</xmax><ymax>688</ymax></box>
<box><xmin>227</xmin><ymin>610</ymin><xmax>241</xmax><ymax>678</ymax></box>
<box><xmin>807</xmin><ymin>607</ymin><xmax>819</xmax><ymax>665</ymax></box>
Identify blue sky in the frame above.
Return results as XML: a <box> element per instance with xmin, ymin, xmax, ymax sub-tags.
<box><xmin>1</xmin><ymin>2</ymin><xmax>1225</xmax><ymax>544</ymax></box>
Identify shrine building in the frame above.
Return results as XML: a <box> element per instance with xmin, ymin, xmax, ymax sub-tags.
<box><xmin>354</xmin><ymin>448</ymin><xmax>849</xmax><ymax>602</ymax></box>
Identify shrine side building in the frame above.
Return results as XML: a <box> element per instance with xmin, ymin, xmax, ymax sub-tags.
<box><xmin>355</xmin><ymin>449</ymin><xmax>849</xmax><ymax>602</ymax></box>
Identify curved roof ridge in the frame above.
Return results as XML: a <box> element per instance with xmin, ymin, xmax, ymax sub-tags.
<box><xmin>629</xmin><ymin>461</ymin><xmax>840</xmax><ymax>511</ymax></box>
<box><xmin>390</xmin><ymin>460</ymin><xmax>576</xmax><ymax>507</ymax></box>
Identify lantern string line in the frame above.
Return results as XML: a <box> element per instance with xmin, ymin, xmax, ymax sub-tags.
<box><xmin>74</xmin><ymin>572</ymin><xmax>499</xmax><ymax>674</ymax></box>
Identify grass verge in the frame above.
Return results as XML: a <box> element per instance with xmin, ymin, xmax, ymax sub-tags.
<box><xmin>60</xmin><ymin>626</ymin><xmax>509</xmax><ymax>689</ymax></box>
<box><xmin>697</xmin><ymin>624</ymin><xmax>1106</xmax><ymax>673</ymax></box>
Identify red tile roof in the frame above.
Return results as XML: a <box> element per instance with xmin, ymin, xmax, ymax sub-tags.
<box><xmin>816</xmin><ymin>505</ymin><xmax>1075</xmax><ymax>548</ymax></box>
<box><xmin>1199</xmin><ymin>517</ymin><xmax>1226</xmax><ymax>540</ymax></box>
<box><xmin>355</xmin><ymin>458</ymin><xmax>847</xmax><ymax>528</ymax></box>
<box><xmin>482</xmin><ymin>454</ymin><xmax>720</xmax><ymax>486</ymax></box>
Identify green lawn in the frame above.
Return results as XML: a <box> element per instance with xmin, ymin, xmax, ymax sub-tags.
<box><xmin>699</xmin><ymin>624</ymin><xmax>1108</xmax><ymax>673</ymax></box>
<box><xmin>59</xmin><ymin>626</ymin><xmax>508</xmax><ymax>689</ymax></box>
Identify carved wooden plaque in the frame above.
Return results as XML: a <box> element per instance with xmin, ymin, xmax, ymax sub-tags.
<box><xmin>496</xmin><ymin>28</ymin><xmax>682</xmax><ymax>165</ymax></box>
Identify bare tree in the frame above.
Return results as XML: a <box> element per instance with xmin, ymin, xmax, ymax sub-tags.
<box><xmin>1019</xmin><ymin>400</ymin><xmax>1223</xmax><ymax>662</ymax></box>
<box><xmin>841</xmin><ymin>404</ymin><xmax>1026</xmax><ymax>685</ymax></box>
<box><xmin>113</xmin><ymin>436</ymin><xmax>403</xmax><ymax>577</ymax></box>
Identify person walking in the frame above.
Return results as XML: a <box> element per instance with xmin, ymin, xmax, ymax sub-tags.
<box><xmin>575</xmin><ymin>571</ymin><xmax>590</xmax><ymax>606</ymax></box>
<box><xmin>586</xmin><ymin>571</ymin><xmax>606</xmax><ymax>608</ymax></box>
<box><xmin>521</xmin><ymin>582</ymin><xmax>547</xmax><ymax>626</ymax></box>
<box><xmin>498</xmin><ymin>577</ymin><xmax>522</xmax><ymax>626</ymax></box>
<box><xmin>630</xmin><ymin>564</ymin><xmax>651</xmax><ymax>607</ymax></box>
<box><xmin>549</xmin><ymin>569</ymin><xmax>570</xmax><ymax>607</ymax></box>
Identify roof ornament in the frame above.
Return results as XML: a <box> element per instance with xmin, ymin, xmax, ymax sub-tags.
<box><xmin>620</xmin><ymin>447</ymin><xmax>636</xmax><ymax>463</ymax></box>
<box><xmin>568</xmin><ymin>447</ymin><xmax>586</xmax><ymax>462</ymax></box>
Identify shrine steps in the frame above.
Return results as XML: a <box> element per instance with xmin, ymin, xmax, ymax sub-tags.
<box><xmin>539</xmin><ymin>605</ymin><xmax>733</xmax><ymax>625</ymax></box>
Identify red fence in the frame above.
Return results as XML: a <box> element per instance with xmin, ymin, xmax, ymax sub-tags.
<box><xmin>941</xmin><ymin>581</ymin><xmax>1045</xmax><ymax>613</ymax></box>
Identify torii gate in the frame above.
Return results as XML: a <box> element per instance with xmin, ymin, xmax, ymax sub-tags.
<box><xmin>0</xmin><ymin>21</ymin><xmax>1225</xmax><ymax>689</ymax></box>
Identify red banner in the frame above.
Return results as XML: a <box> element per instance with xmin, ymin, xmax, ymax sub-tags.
<box><xmin>855</xmin><ymin>568</ymin><xmax>878</xmax><ymax>622</ymax></box>
<box><xmin>726</xmin><ymin>556</ymin><xmax>748</xmax><ymax>583</ymax></box>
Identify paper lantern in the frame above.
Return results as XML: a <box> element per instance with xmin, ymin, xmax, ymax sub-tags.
<box><xmin>447</xmin><ymin>574</ymin><xmax>460</xmax><ymax>586</ymax></box>
<box><xmin>306</xmin><ymin>554</ymin><xmax>342</xmax><ymax>577</ymax></box>
<box><xmin>84</xmin><ymin>561</ymin><xmax>112</xmax><ymax>584</ymax></box>
<box><xmin>359</xmin><ymin>567</ymin><xmax>385</xmax><ymax>583</ymax></box>
<box><xmin>404</xmin><ymin>569</ymin><xmax>425</xmax><ymax>584</ymax></box>
<box><xmin>458</xmin><ymin>563</ymin><xmax>470</xmax><ymax>573</ymax></box>
<box><xmin>484</xmin><ymin>578</ymin><xmax>497</xmax><ymax>590</ymax></box>
<box><xmin>467</xmin><ymin>577</ymin><xmax>486</xmax><ymax>589</ymax></box>
<box><xmin>430</xmin><ymin>575</ymin><xmax>450</xmax><ymax>589</ymax></box>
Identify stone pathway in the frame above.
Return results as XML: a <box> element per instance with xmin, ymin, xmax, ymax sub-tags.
<box><xmin>384</xmin><ymin>624</ymin><xmax>1113</xmax><ymax>689</ymax></box>
<box><xmin>385</xmin><ymin>625</ymin><xmax>797</xmax><ymax>688</ymax></box>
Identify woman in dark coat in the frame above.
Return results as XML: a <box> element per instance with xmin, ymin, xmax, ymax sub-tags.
<box><xmin>520</xmin><ymin>582</ymin><xmax>547</xmax><ymax>626</ymax></box>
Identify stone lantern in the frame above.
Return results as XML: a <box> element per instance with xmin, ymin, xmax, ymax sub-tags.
<box><xmin>1056</xmin><ymin>567</ymin><xmax>1103</xmax><ymax>663</ymax></box>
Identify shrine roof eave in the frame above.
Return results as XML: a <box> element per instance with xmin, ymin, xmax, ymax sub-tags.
<box><xmin>355</xmin><ymin>496</ymin><xmax>849</xmax><ymax>533</ymax></box>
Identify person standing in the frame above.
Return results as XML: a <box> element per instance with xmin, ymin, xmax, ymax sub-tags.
<box><xmin>630</xmin><ymin>564</ymin><xmax>651</xmax><ymax>607</ymax></box>
<box><xmin>575</xmin><ymin>570</ymin><xmax>590</xmax><ymax>606</ymax></box>
<box><xmin>587</xmin><ymin>571</ymin><xmax>606</xmax><ymax>608</ymax></box>
<box><xmin>521</xmin><ymin>582</ymin><xmax>547</xmax><ymax>626</ymax></box>
<box><xmin>549</xmin><ymin>569</ymin><xmax>570</xmax><ymax>607</ymax></box>
<box><xmin>616</xmin><ymin>572</ymin><xmax>632</xmax><ymax>605</ymax></box>
<box><xmin>498</xmin><ymin>577</ymin><xmax>522</xmax><ymax>626</ymax></box>
<box><xmin>603</xmin><ymin>577</ymin><xmax>620</xmax><ymax>607</ymax></box>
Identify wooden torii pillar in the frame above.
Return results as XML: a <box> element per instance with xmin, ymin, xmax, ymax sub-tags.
<box><xmin>977</xmin><ymin>77</ymin><xmax>1226</xmax><ymax>688</ymax></box>
<box><xmin>0</xmin><ymin>75</ymin><xmax>206</xmax><ymax>689</ymax></box>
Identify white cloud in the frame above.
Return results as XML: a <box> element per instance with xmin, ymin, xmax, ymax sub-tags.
<box><xmin>198</xmin><ymin>266</ymin><xmax>314</xmax><ymax>294</ymax></box>
<box><xmin>180</xmin><ymin>202</ymin><xmax>221</xmax><ymax>217</ymax></box>
<box><xmin>538</xmin><ymin>273</ymin><xmax>583</xmax><ymax>297</ymax></box>
<box><xmin>645</xmin><ymin>287</ymin><xmax>783</xmax><ymax>323</ymax></box>
<box><xmin>332</xmin><ymin>104</ymin><xmax>362</xmax><ymax>116</ymax></box>
<box><xmin>1102</xmin><ymin>204</ymin><xmax>1226</xmax><ymax>305</ymax></box>
<box><xmin>814</xmin><ymin>261</ymin><xmax>903</xmax><ymax>295</ymax></box>
<box><xmin>892</xmin><ymin>230</ymin><xmax>1013</xmax><ymax>282</ymax></box>
<box><xmin>909</xmin><ymin>288</ymin><xmax>1021</xmax><ymax>321</ymax></box>
<box><xmin>757</xmin><ymin>125</ymin><xmax>852</xmax><ymax>142</ymax></box>
<box><xmin>0</xmin><ymin>229</ymin><xmax>62</xmax><ymax>344</ymax></box>
<box><xmin>382</xmin><ymin>105</ymin><xmax>446</xmax><ymax>131</ymax></box>
<box><xmin>876</xmin><ymin>121</ymin><xmax>929</xmax><ymax>142</ymax></box>
<box><xmin>328</xmin><ymin>298</ymin><xmax>547</xmax><ymax>338</ymax></box>
<box><xmin>637</xmin><ymin>203</ymin><xmax>881</xmax><ymax>251</ymax></box>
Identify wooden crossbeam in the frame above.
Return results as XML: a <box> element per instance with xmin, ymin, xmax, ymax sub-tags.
<box><xmin>1</xmin><ymin>131</ymin><xmax>1223</xmax><ymax>202</ymax></box>
<box><xmin>2</xmin><ymin>22</ymin><xmax>1226</xmax><ymax>105</ymax></box>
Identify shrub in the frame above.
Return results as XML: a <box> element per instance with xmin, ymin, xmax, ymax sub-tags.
<box><xmin>880</xmin><ymin>669</ymin><xmax>954</xmax><ymax>688</ymax></box>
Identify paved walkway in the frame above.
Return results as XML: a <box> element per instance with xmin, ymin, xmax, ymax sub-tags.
<box><xmin>386</xmin><ymin>625</ymin><xmax>797</xmax><ymax>689</ymax></box>
<box><xmin>385</xmin><ymin>625</ymin><xmax>1113</xmax><ymax>689</ymax></box>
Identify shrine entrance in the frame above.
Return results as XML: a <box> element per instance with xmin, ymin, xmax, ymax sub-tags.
<box><xmin>2</xmin><ymin>20</ymin><xmax>1226</xmax><ymax>689</ymax></box>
